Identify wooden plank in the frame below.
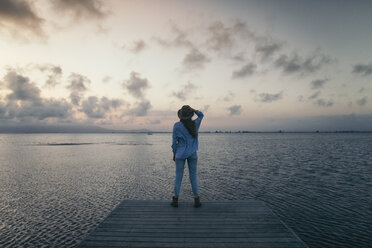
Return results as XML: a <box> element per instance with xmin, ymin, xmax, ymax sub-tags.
<box><xmin>83</xmin><ymin>236</ymin><xmax>301</xmax><ymax>243</ymax></box>
<box><xmin>98</xmin><ymin>227</ymin><xmax>290</xmax><ymax>234</ymax></box>
<box><xmin>91</xmin><ymin>232</ymin><xmax>293</xmax><ymax>238</ymax></box>
<box><xmin>79</xmin><ymin>241</ymin><xmax>306</xmax><ymax>248</ymax></box>
<box><xmin>77</xmin><ymin>200</ymin><xmax>308</xmax><ymax>248</ymax></box>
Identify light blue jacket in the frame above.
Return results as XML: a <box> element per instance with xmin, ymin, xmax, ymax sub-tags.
<box><xmin>172</xmin><ymin>110</ymin><xmax>204</xmax><ymax>159</ymax></box>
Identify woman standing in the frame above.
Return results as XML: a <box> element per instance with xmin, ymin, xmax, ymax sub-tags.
<box><xmin>171</xmin><ymin>105</ymin><xmax>204</xmax><ymax>208</ymax></box>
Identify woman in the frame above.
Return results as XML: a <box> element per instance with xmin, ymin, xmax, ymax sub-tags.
<box><xmin>171</xmin><ymin>105</ymin><xmax>204</xmax><ymax>208</ymax></box>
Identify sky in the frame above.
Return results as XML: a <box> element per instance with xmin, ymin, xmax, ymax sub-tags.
<box><xmin>0</xmin><ymin>0</ymin><xmax>372</xmax><ymax>131</ymax></box>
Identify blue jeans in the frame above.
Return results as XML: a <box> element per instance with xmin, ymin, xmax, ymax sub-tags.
<box><xmin>174</xmin><ymin>152</ymin><xmax>199</xmax><ymax>196</ymax></box>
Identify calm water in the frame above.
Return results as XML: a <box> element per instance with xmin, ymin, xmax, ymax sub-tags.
<box><xmin>0</xmin><ymin>133</ymin><xmax>371</xmax><ymax>248</ymax></box>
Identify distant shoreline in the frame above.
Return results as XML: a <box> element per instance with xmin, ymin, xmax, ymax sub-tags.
<box><xmin>1</xmin><ymin>131</ymin><xmax>371</xmax><ymax>134</ymax></box>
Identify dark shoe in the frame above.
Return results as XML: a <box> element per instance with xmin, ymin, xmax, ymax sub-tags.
<box><xmin>194</xmin><ymin>196</ymin><xmax>201</xmax><ymax>208</ymax></box>
<box><xmin>171</xmin><ymin>196</ymin><xmax>178</xmax><ymax>208</ymax></box>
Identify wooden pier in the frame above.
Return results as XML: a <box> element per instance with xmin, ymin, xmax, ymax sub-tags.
<box><xmin>78</xmin><ymin>200</ymin><xmax>308</xmax><ymax>248</ymax></box>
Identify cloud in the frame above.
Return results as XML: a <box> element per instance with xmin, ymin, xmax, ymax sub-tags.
<box><xmin>231</xmin><ymin>52</ymin><xmax>245</xmax><ymax>62</ymax></box>
<box><xmin>172</xmin><ymin>82</ymin><xmax>197</xmax><ymax>100</ymax></box>
<box><xmin>356</xmin><ymin>97</ymin><xmax>367</xmax><ymax>106</ymax></box>
<box><xmin>102</xmin><ymin>75</ymin><xmax>111</xmax><ymax>83</ymax></box>
<box><xmin>359</xmin><ymin>87</ymin><xmax>365</xmax><ymax>93</ymax></box>
<box><xmin>1</xmin><ymin>70</ymin><xmax>73</xmax><ymax>121</ymax></box>
<box><xmin>206</xmin><ymin>19</ymin><xmax>252</xmax><ymax>52</ymax></box>
<box><xmin>4</xmin><ymin>71</ymin><xmax>41</xmax><ymax>102</ymax></box>
<box><xmin>257</xmin><ymin>92</ymin><xmax>283</xmax><ymax>103</ymax></box>
<box><xmin>15</xmin><ymin>99</ymin><xmax>72</xmax><ymax>120</ymax></box>
<box><xmin>66</xmin><ymin>73</ymin><xmax>91</xmax><ymax>105</ymax></box>
<box><xmin>308</xmin><ymin>91</ymin><xmax>321</xmax><ymax>100</ymax></box>
<box><xmin>128</xmin><ymin>39</ymin><xmax>146</xmax><ymax>54</ymax></box>
<box><xmin>352</xmin><ymin>62</ymin><xmax>372</xmax><ymax>76</ymax></box>
<box><xmin>146</xmin><ymin>119</ymin><xmax>161</xmax><ymax>125</ymax></box>
<box><xmin>0</xmin><ymin>102</ymin><xmax>6</xmax><ymax>118</ymax></box>
<box><xmin>81</xmin><ymin>96</ymin><xmax>122</xmax><ymax>119</ymax></box>
<box><xmin>38</xmin><ymin>64</ymin><xmax>63</xmax><ymax>87</ymax></box>
<box><xmin>0</xmin><ymin>0</ymin><xmax>45</xmax><ymax>40</ymax></box>
<box><xmin>51</xmin><ymin>0</ymin><xmax>107</xmax><ymax>19</ymax></box>
<box><xmin>67</xmin><ymin>73</ymin><xmax>90</xmax><ymax>91</ymax></box>
<box><xmin>310</xmin><ymin>78</ymin><xmax>328</xmax><ymax>89</ymax></box>
<box><xmin>155</xmin><ymin>23</ymin><xmax>193</xmax><ymax>48</ymax></box>
<box><xmin>315</xmin><ymin>99</ymin><xmax>333</xmax><ymax>107</ymax></box>
<box><xmin>207</xmin><ymin>21</ymin><xmax>233</xmax><ymax>51</ymax></box>
<box><xmin>255</xmin><ymin>40</ymin><xmax>282</xmax><ymax>61</ymax></box>
<box><xmin>182</xmin><ymin>48</ymin><xmax>209</xmax><ymax>70</ymax></box>
<box><xmin>222</xmin><ymin>91</ymin><xmax>235</xmax><ymax>102</ymax></box>
<box><xmin>232</xmin><ymin>63</ymin><xmax>257</xmax><ymax>78</ymax></box>
<box><xmin>275</xmin><ymin>51</ymin><xmax>332</xmax><ymax>75</ymax></box>
<box><xmin>129</xmin><ymin>101</ymin><xmax>151</xmax><ymax>116</ymax></box>
<box><xmin>123</xmin><ymin>72</ymin><xmax>149</xmax><ymax>98</ymax></box>
<box><xmin>227</xmin><ymin>105</ymin><xmax>242</xmax><ymax>116</ymax></box>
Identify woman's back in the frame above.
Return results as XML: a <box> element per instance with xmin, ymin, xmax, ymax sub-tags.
<box><xmin>172</xmin><ymin>110</ymin><xmax>204</xmax><ymax>159</ymax></box>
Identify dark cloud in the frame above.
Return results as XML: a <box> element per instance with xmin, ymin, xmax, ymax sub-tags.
<box><xmin>1</xmin><ymin>70</ymin><xmax>73</xmax><ymax>121</ymax></box>
<box><xmin>227</xmin><ymin>105</ymin><xmax>242</xmax><ymax>116</ymax></box>
<box><xmin>14</xmin><ymin>99</ymin><xmax>72</xmax><ymax>120</ymax></box>
<box><xmin>315</xmin><ymin>99</ymin><xmax>333</xmax><ymax>107</ymax></box>
<box><xmin>0</xmin><ymin>102</ymin><xmax>6</xmax><ymax>118</ymax></box>
<box><xmin>129</xmin><ymin>101</ymin><xmax>151</xmax><ymax>116</ymax></box>
<box><xmin>308</xmin><ymin>91</ymin><xmax>321</xmax><ymax>100</ymax></box>
<box><xmin>123</xmin><ymin>72</ymin><xmax>149</xmax><ymax>98</ymax></box>
<box><xmin>352</xmin><ymin>62</ymin><xmax>372</xmax><ymax>76</ymax></box>
<box><xmin>172</xmin><ymin>82</ymin><xmax>197</xmax><ymax>100</ymax></box>
<box><xmin>129</xmin><ymin>39</ymin><xmax>146</xmax><ymax>54</ymax></box>
<box><xmin>155</xmin><ymin>23</ymin><xmax>193</xmax><ymax>48</ymax></box>
<box><xmin>67</xmin><ymin>73</ymin><xmax>90</xmax><ymax>91</ymax></box>
<box><xmin>4</xmin><ymin>71</ymin><xmax>41</xmax><ymax>102</ymax></box>
<box><xmin>67</xmin><ymin>73</ymin><xmax>91</xmax><ymax>105</ymax></box>
<box><xmin>257</xmin><ymin>92</ymin><xmax>283</xmax><ymax>103</ymax></box>
<box><xmin>51</xmin><ymin>0</ymin><xmax>107</xmax><ymax>19</ymax></box>
<box><xmin>356</xmin><ymin>97</ymin><xmax>367</xmax><ymax>106</ymax></box>
<box><xmin>275</xmin><ymin>52</ymin><xmax>332</xmax><ymax>75</ymax></box>
<box><xmin>206</xmin><ymin>19</ymin><xmax>252</xmax><ymax>52</ymax></box>
<box><xmin>81</xmin><ymin>96</ymin><xmax>122</xmax><ymax>119</ymax></box>
<box><xmin>182</xmin><ymin>48</ymin><xmax>209</xmax><ymax>70</ymax></box>
<box><xmin>310</xmin><ymin>78</ymin><xmax>328</xmax><ymax>89</ymax></box>
<box><xmin>0</xmin><ymin>0</ymin><xmax>45</xmax><ymax>39</ymax></box>
<box><xmin>156</xmin><ymin>19</ymin><xmax>252</xmax><ymax>64</ymax></box>
<box><xmin>207</xmin><ymin>21</ymin><xmax>233</xmax><ymax>51</ymax></box>
<box><xmin>231</xmin><ymin>52</ymin><xmax>245</xmax><ymax>62</ymax></box>
<box><xmin>232</xmin><ymin>63</ymin><xmax>257</xmax><ymax>78</ymax></box>
<box><xmin>255</xmin><ymin>40</ymin><xmax>282</xmax><ymax>61</ymax></box>
<box><xmin>38</xmin><ymin>64</ymin><xmax>63</xmax><ymax>87</ymax></box>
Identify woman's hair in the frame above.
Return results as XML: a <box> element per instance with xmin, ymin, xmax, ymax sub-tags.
<box><xmin>181</xmin><ymin>118</ymin><xmax>197</xmax><ymax>138</ymax></box>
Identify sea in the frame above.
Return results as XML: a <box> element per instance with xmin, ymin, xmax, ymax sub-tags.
<box><xmin>0</xmin><ymin>133</ymin><xmax>371</xmax><ymax>248</ymax></box>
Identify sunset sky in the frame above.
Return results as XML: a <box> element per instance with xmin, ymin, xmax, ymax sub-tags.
<box><xmin>1</xmin><ymin>0</ymin><xmax>371</xmax><ymax>131</ymax></box>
